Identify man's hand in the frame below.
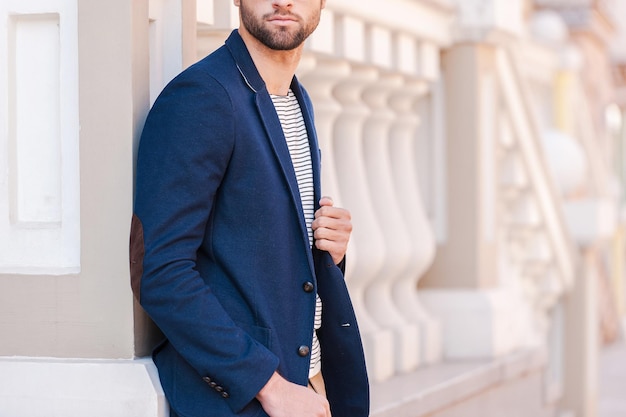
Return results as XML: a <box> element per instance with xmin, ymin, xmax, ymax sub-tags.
<box><xmin>256</xmin><ymin>372</ymin><xmax>331</xmax><ymax>417</ymax></box>
<box><xmin>312</xmin><ymin>196</ymin><xmax>352</xmax><ymax>265</ymax></box>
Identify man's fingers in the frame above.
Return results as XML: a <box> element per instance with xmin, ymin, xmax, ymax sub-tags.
<box><xmin>318</xmin><ymin>196</ymin><xmax>334</xmax><ymax>207</ymax></box>
<box><xmin>312</xmin><ymin>211</ymin><xmax>352</xmax><ymax>232</ymax></box>
<box><xmin>314</xmin><ymin>229</ymin><xmax>343</xmax><ymax>244</ymax></box>
<box><xmin>314</xmin><ymin>237</ymin><xmax>346</xmax><ymax>252</ymax></box>
<box><xmin>314</xmin><ymin>206</ymin><xmax>350</xmax><ymax>221</ymax></box>
<box><xmin>257</xmin><ymin>372</ymin><xmax>331</xmax><ymax>417</ymax></box>
<box><xmin>313</xmin><ymin>199</ymin><xmax>351</xmax><ymax>265</ymax></box>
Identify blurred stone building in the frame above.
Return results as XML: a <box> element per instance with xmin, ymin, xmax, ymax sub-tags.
<box><xmin>1</xmin><ymin>0</ymin><xmax>625</xmax><ymax>416</ymax></box>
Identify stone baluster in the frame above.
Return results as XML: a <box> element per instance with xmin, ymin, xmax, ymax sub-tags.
<box><xmin>360</xmin><ymin>73</ymin><xmax>421</xmax><ymax>372</ymax></box>
<box><xmin>296</xmin><ymin>54</ymin><xmax>348</xmax><ymax>204</ymax></box>
<box><xmin>332</xmin><ymin>64</ymin><xmax>396</xmax><ymax>381</ymax></box>
<box><xmin>389</xmin><ymin>80</ymin><xmax>443</xmax><ymax>364</ymax></box>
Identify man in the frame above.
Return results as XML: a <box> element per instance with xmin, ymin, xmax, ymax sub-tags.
<box><xmin>130</xmin><ymin>0</ymin><xmax>369</xmax><ymax>416</ymax></box>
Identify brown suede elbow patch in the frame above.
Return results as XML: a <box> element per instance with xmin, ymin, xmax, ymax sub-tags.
<box><xmin>129</xmin><ymin>214</ymin><xmax>145</xmax><ymax>302</ymax></box>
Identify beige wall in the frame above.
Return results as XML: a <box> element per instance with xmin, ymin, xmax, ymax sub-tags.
<box><xmin>0</xmin><ymin>0</ymin><xmax>150</xmax><ymax>359</ymax></box>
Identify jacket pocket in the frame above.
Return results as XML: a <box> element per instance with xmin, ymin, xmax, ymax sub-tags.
<box><xmin>235</xmin><ymin>321</ymin><xmax>272</xmax><ymax>350</ymax></box>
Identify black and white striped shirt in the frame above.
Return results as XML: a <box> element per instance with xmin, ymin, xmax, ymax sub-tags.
<box><xmin>271</xmin><ymin>89</ymin><xmax>322</xmax><ymax>378</ymax></box>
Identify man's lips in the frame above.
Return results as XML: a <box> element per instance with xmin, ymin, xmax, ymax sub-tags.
<box><xmin>267</xmin><ymin>15</ymin><xmax>298</xmax><ymax>24</ymax></box>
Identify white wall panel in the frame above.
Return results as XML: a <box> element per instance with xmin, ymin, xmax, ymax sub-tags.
<box><xmin>0</xmin><ymin>0</ymin><xmax>80</xmax><ymax>275</ymax></box>
<box><xmin>12</xmin><ymin>14</ymin><xmax>62</xmax><ymax>224</ymax></box>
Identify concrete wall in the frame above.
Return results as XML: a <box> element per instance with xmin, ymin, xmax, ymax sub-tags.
<box><xmin>0</xmin><ymin>0</ymin><xmax>146</xmax><ymax>360</ymax></box>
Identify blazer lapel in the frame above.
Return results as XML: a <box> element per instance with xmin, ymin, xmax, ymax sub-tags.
<box><xmin>255</xmin><ymin>90</ymin><xmax>320</xmax><ymax>275</ymax></box>
<box><xmin>226</xmin><ymin>30</ymin><xmax>320</xmax><ymax>272</ymax></box>
<box><xmin>254</xmin><ymin>91</ymin><xmax>308</xmax><ymax>221</ymax></box>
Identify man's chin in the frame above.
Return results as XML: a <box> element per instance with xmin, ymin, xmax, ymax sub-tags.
<box><xmin>261</xmin><ymin>32</ymin><xmax>305</xmax><ymax>51</ymax></box>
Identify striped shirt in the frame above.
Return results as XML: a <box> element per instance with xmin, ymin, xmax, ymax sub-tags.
<box><xmin>270</xmin><ymin>89</ymin><xmax>322</xmax><ymax>378</ymax></box>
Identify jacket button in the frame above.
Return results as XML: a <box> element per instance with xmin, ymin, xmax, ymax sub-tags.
<box><xmin>221</xmin><ymin>392</ymin><xmax>230</xmax><ymax>399</ymax></box>
<box><xmin>303</xmin><ymin>281</ymin><xmax>314</xmax><ymax>293</ymax></box>
<box><xmin>298</xmin><ymin>345</ymin><xmax>310</xmax><ymax>357</ymax></box>
<box><xmin>202</xmin><ymin>376</ymin><xmax>212</xmax><ymax>384</ymax></box>
<box><xmin>215</xmin><ymin>386</ymin><xmax>224</xmax><ymax>393</ymax></box>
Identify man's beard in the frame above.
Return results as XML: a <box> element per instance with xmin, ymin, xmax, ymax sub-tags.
<box><xmin>240</xmin><ymin>2</ymin><xmax>320</xmax><ymax>51</ymax></box>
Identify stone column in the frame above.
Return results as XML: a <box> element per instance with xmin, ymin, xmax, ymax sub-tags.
<box><xmin>333</xmin><ymin>65</ymin><xmax>396</xmax><ymax>381</ymax></box>
<box><xmin>360</xmin><ymin>73</ymin><xmax>421</xmax><ymax>372</ymax></box>
<box><xmin>423</xmin><ymin>44</ymin><xmax>499</xmax><ymax>290</ymax></box>
<box><xmin>420</xmin><ymin>44</ymin><xmax>520</xmax><ymax>360</ymax></box>
<box><xmin>389</xmin><ymin>80</ymin><xmax>442</xmax><ymax>364</ymax></box>
<box><xmin>0</xmin><ymin>0</ymin><xmax>168</xmax><ymax>415</ymax></box>
<box><xmin>562</xmin><ymin>248</ymin><xmax>599</xmax><ymax>417</ymax></box>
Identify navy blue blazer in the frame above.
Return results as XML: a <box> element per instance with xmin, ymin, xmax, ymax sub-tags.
<box><xmin>130</xmin><ymin>30</ymin><xmax>369</xmax><ymax>417</ymax></box>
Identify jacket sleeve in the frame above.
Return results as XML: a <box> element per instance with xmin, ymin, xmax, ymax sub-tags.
<box><xmin>130</xmin><ymin>72</ymin><xmax>279</xmax><ymax>413</ymax></box>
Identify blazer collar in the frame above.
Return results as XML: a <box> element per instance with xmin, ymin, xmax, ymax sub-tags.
<box><xmin>225</xmin><ymin>30</ymin><xmax>265</xmax><ymax>93</ymax></box>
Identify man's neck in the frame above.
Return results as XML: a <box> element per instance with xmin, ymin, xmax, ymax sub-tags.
<box><xmin>239</xmin><ymin>27</ymin><xmax>302</xmax><ymax>96</ymax></box>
